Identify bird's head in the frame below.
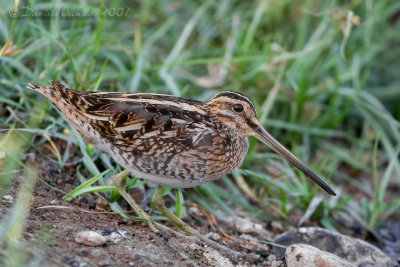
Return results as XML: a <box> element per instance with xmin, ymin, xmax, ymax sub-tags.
<box><xmin>205</xmin><ymin>91</ymin><xmax>258</xmax><ymax>136</ymax></box>
<box><xmin>205</xmin><ymin>91</ymin><xmax>336</xmax><ymax>196</ymax></box>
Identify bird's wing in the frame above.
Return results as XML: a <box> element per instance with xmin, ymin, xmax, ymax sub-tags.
<box><xmin>78</xmin><ymin>91</ymin><xmax>214</xmax><ymax>155</ymax></box>
<box><xmin>28</xmin><ymin>81</ymin><xmax>214</xmax><ymax>155</ymax></box>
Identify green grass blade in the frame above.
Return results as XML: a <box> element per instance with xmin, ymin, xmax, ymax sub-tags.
<box><xmin>64</xmin><ymin>169</ymin><xmax>110</xmax><ymax>201</ymax></box>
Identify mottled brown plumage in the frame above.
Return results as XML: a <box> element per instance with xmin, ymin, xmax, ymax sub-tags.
<box><xmin>27</xmin><ymin>81</ymin><xmax>335</xmax><ymax>195</ymax></box>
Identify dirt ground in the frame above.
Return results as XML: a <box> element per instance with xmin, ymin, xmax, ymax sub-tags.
<box><xmin>1</xmin><ymin>146</ymin><xmax>279</xmax><ymax>267</ymax></box>
<box><xmin>3</xmin><ymin>142</ymin><xmax>399</xmax><ymax>266</ymax></box>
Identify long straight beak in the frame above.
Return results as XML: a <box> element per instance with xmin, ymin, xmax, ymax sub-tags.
<box><xmin>254</xmin><ymin>125</ymin><xmax>336</xmax><ymax>196</ymax></box>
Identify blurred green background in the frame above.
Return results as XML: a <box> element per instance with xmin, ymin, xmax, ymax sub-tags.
<box><xmin>0</xmin><ymin>0</ymin><xmax>399</xmax><ymax>265</ymax></box>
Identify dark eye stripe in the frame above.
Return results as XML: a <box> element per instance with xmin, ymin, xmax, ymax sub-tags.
<box><xmin>214</xmin><ymin>91</ymin><xmax>256</xmax><ymax>114</ymax></box>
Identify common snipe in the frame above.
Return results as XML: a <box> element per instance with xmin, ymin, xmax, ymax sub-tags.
<box><xmin>28</xmin><ymin>81</ymin><xmax>335</xmax><ymax>240</ymax></box>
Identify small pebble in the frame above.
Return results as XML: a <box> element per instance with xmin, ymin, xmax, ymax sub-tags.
<box><xmin>285</xmin><ymin>244</ymin><xmax>355</xmax><ymax>267</ymax></box>
<box><xmin>299</xmin><ymin>227</ymin><xmax>307</xmax><ymax>234</ymax></box>
<box><xmin>207</xmin><ymin>232</ymin><xmax>221</xmax><ymax>241</ymax></box>
<box><xmin>2</xmin><ymin>195</ymin><xmax>13</xmax><ymax>203</ymax></box>
<box><xmin>251</xmin><ymin>254</ymin><xmax>261</xmax><ymax>264</ymax></box>
<box><xmin>75</xmin><ymin>231</ymin><xmax>107</xmax><ymax>247</ymax></box>
<box><xmin>109</xmin><ymin>232</ymin><xmax>123</xmax><ymax>244</ymax></box>
<box><xmin>188</xmin><ymin>206</ymin><xmax>200</xmax><ymax>216</ymax></box>
<box><xmin>180</xmin><ymin>206</ymin><xmax>189</xmax><ymax>220</ymax></box>
<box><xmin>230</xmin><ymin>217</ymin><xmax>263</xmax><ymax>234</ymax></box>
<box><xmin>62</xmin><ymin>256</ymin><xmax>81</xmax><ymax>267</ymax></box>
<box><xmin>95</xmin><ymin>197</ymin><xmax>109</xmax><ymax>210</ymax></box>
<box><xmin>89</xmin><ymin>248</ymin><xmax>104</xmax><ymax>257</ymax></box>
<box><xmin>134</xmin><ymin>254</ymin><xmax>143</xmax><ymax>260</ymax></box>
<box><xmin>271</xmin><ymin>260</ymin><xmax>282</xmax><ymax>267</ymax></box>
<box><xmin>268</xmin><ymin>254</ymin><xmax>276</xmax><ymax>262</ymax></box>
<box><xmin>270</xmin><ymin>221</ymin><xmax>284</xmax><ymax>232</ymax></box>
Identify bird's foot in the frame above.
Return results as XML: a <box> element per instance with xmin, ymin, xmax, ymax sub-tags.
<box><xmin>151</xmin><ymin>186</ymin><xmax>243</xmax><ymax>255</ymax></box>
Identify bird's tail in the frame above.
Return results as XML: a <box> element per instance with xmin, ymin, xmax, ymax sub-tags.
<box><xmin>27</xmin><ymin>80</ymin><xmax>104</xmax><ymax>148</ymax></box>
<box><xmin>27</xmin><ymin>80</ymin><xmax>66</xmax><ymax>103</ymax></box>
<box><xmin>27</xmin><ymin>80</ymin><xmax>89</xmax><ymax>111</ymax></box>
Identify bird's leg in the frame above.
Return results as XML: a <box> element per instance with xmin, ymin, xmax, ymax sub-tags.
<box><xmin>151</xmin><ymin>186</ymin><xmax>242</xmax><ymax>254</ymax></box>
<box><xmin>112</xmin><ymin>170</ymin><xmax>157</xmax><ymax>232</ymax></box>
<box><xmin>151</xmin><ymin>186</ymin><xmax>198</xmax><ymax>235</ymax></box>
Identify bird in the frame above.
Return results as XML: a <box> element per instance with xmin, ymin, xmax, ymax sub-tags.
<box><xmin>27</xmin><ymin>81</ymin><xmax>335</xmax><ymax>238</ymax></box>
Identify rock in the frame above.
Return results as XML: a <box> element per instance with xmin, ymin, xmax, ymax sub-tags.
<box><xmin>274</xmin><ymin>227</ymin><xmax>397</xmax><ymax>267</ymax></box>
<box><xmin>188</xmin><ymin>206</ymin><xmax>200</xmax><ymax>215</ymax></box>
<box><xmin>75</xmin><ymin>231</ymin><xmax>107</xmax><ymax>247</ymax></box>
<box><xmin>62</xmin><ymin>255</ymin><xmax>81</xmax><ymax>267</ymax></box>
<box><xmin>206</xmin><ymin>232</ymin><xmax>221</xmax><ymax>241</ymax></box>
<box><xmin>203</xmin><ymin>248</ymin><xmax>233</xmax><ymax>267</ymax></box>
<box><xmin>101</xmin><ymin>228</ymin><xmax>127</xmax><ymax>244</ymax></box>
<box><xmin>267</xmin><ymin>254</ymin><xmax>276</xmax><ymax>262</ymax></box>
<box><xmin>2</xmin><ymin>195</ymin><xmax>13</xmax><ymax>204</ymax></box>
<box><xmin>229</xmin><ymin>217</ymin><xmax>263</xmax><ymax>235</ymax></box>
<box><xmin>133</xmin><ymin>254</ymin><xmax>143</xmax><ymax>260</ymax></box>
<box><xmin>95</xmin><ymin>196</ymin><xmax>109</xmax><ymax>210</ymax></box>
<box><xmin>267</xmin><ymin>254</ymin><xmax>283</xmax><ymax>267</ymax></box>
<box><xmin>108</xmin><ymin>229</ymin><xmax>127</xmax><ymax>244</ymax></box>
<box><xmin>271</xmin><ymin>221</ymin><xmax>284</xmax><ymax>232</ymax></box>
<box><xmin>180</xmin><ymin>206</ymin><xmax>190</xmax><ymax>221</ymax></box>
<box><xmin>286</xmin><ymin>244</ymin><xmax>356</xmax><ymax>267</ymax></box>
<box><xmin>372</xmin><ymin>220</ymin><xmax>400</xmax><ymax>261</ymax></box>
<box><xmin>88</xmin><ymin>248</ymin><xmax>104</xmax><ymax>257</ymax></box>
<box><xmin>109</xmin><ymin>232</ymin><xmax>123</xmax><ymax>244</ymax></box>
<box><xmin>271</xmin><ymin>260</ymin><xmax>283</xmax><ymax>267</ymax></box>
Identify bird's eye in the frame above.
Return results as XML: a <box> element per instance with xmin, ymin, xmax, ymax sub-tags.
<box><xmin>233</xmin><ymin>104</ymin><xmax>244</xmax><ymax>113</ymax></box>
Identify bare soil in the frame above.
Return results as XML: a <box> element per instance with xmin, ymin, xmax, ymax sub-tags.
<box><xmin>3</xmin><ymin>141</ymin><xmax>399</xmax><ymax>266</ymax></box>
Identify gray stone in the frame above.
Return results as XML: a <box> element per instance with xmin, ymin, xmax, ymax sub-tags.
<box><xmin>267</xmin><ymin>254</ymin><xmax>276</xmax><ymax>262</ymax></box>
<box><xmin>229</xmin><ymin>217</ymin><xmax>263</xmax><ymax>234</ymax></box>
<box><xmin>274</xmin><ymin>227</ymin><xmax>397</xmax><ymax>267</ymax></box>
<box><xmin>271</xmin><ymin>260</ymin><xmax>283</xmax><ymax>267</ymax></box>
<box><xmin>108</xmin><ymin>229</ymin><xmax>127</xmax><ymax>244</ymax></box>
<box><xmin>206</xmin><ymin>231</ymin><xmax>221</xmax><ymax>241</ymax></box>
<box><xmin>88</xmin><ymin>248</ymin><xmax>104</xmax><ymax>257</ymax></box>
<box><xmin>286</xmin><ymin>244</ymin><xmax>356</xmax><ymax>267</ymax></box>
<box><xmin>75</xmin><ymin>231</ymin><xmax>107</xmax><ymax>247</ymax></box>
<box><xmin>271</xmin><ymin>221</ymin><xmax>284</xmax><ymax>232</ymax></box>
<box><xmin>203</xmin><ymin>246</ymin><xmax>233</xmax><ymax>267</ymax></box>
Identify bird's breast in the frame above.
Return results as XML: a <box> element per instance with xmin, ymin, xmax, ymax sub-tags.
<box><xmin>203</xmin><ymin>131</ymin><xmax>249</xmax><ymax>181</ymax></box>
